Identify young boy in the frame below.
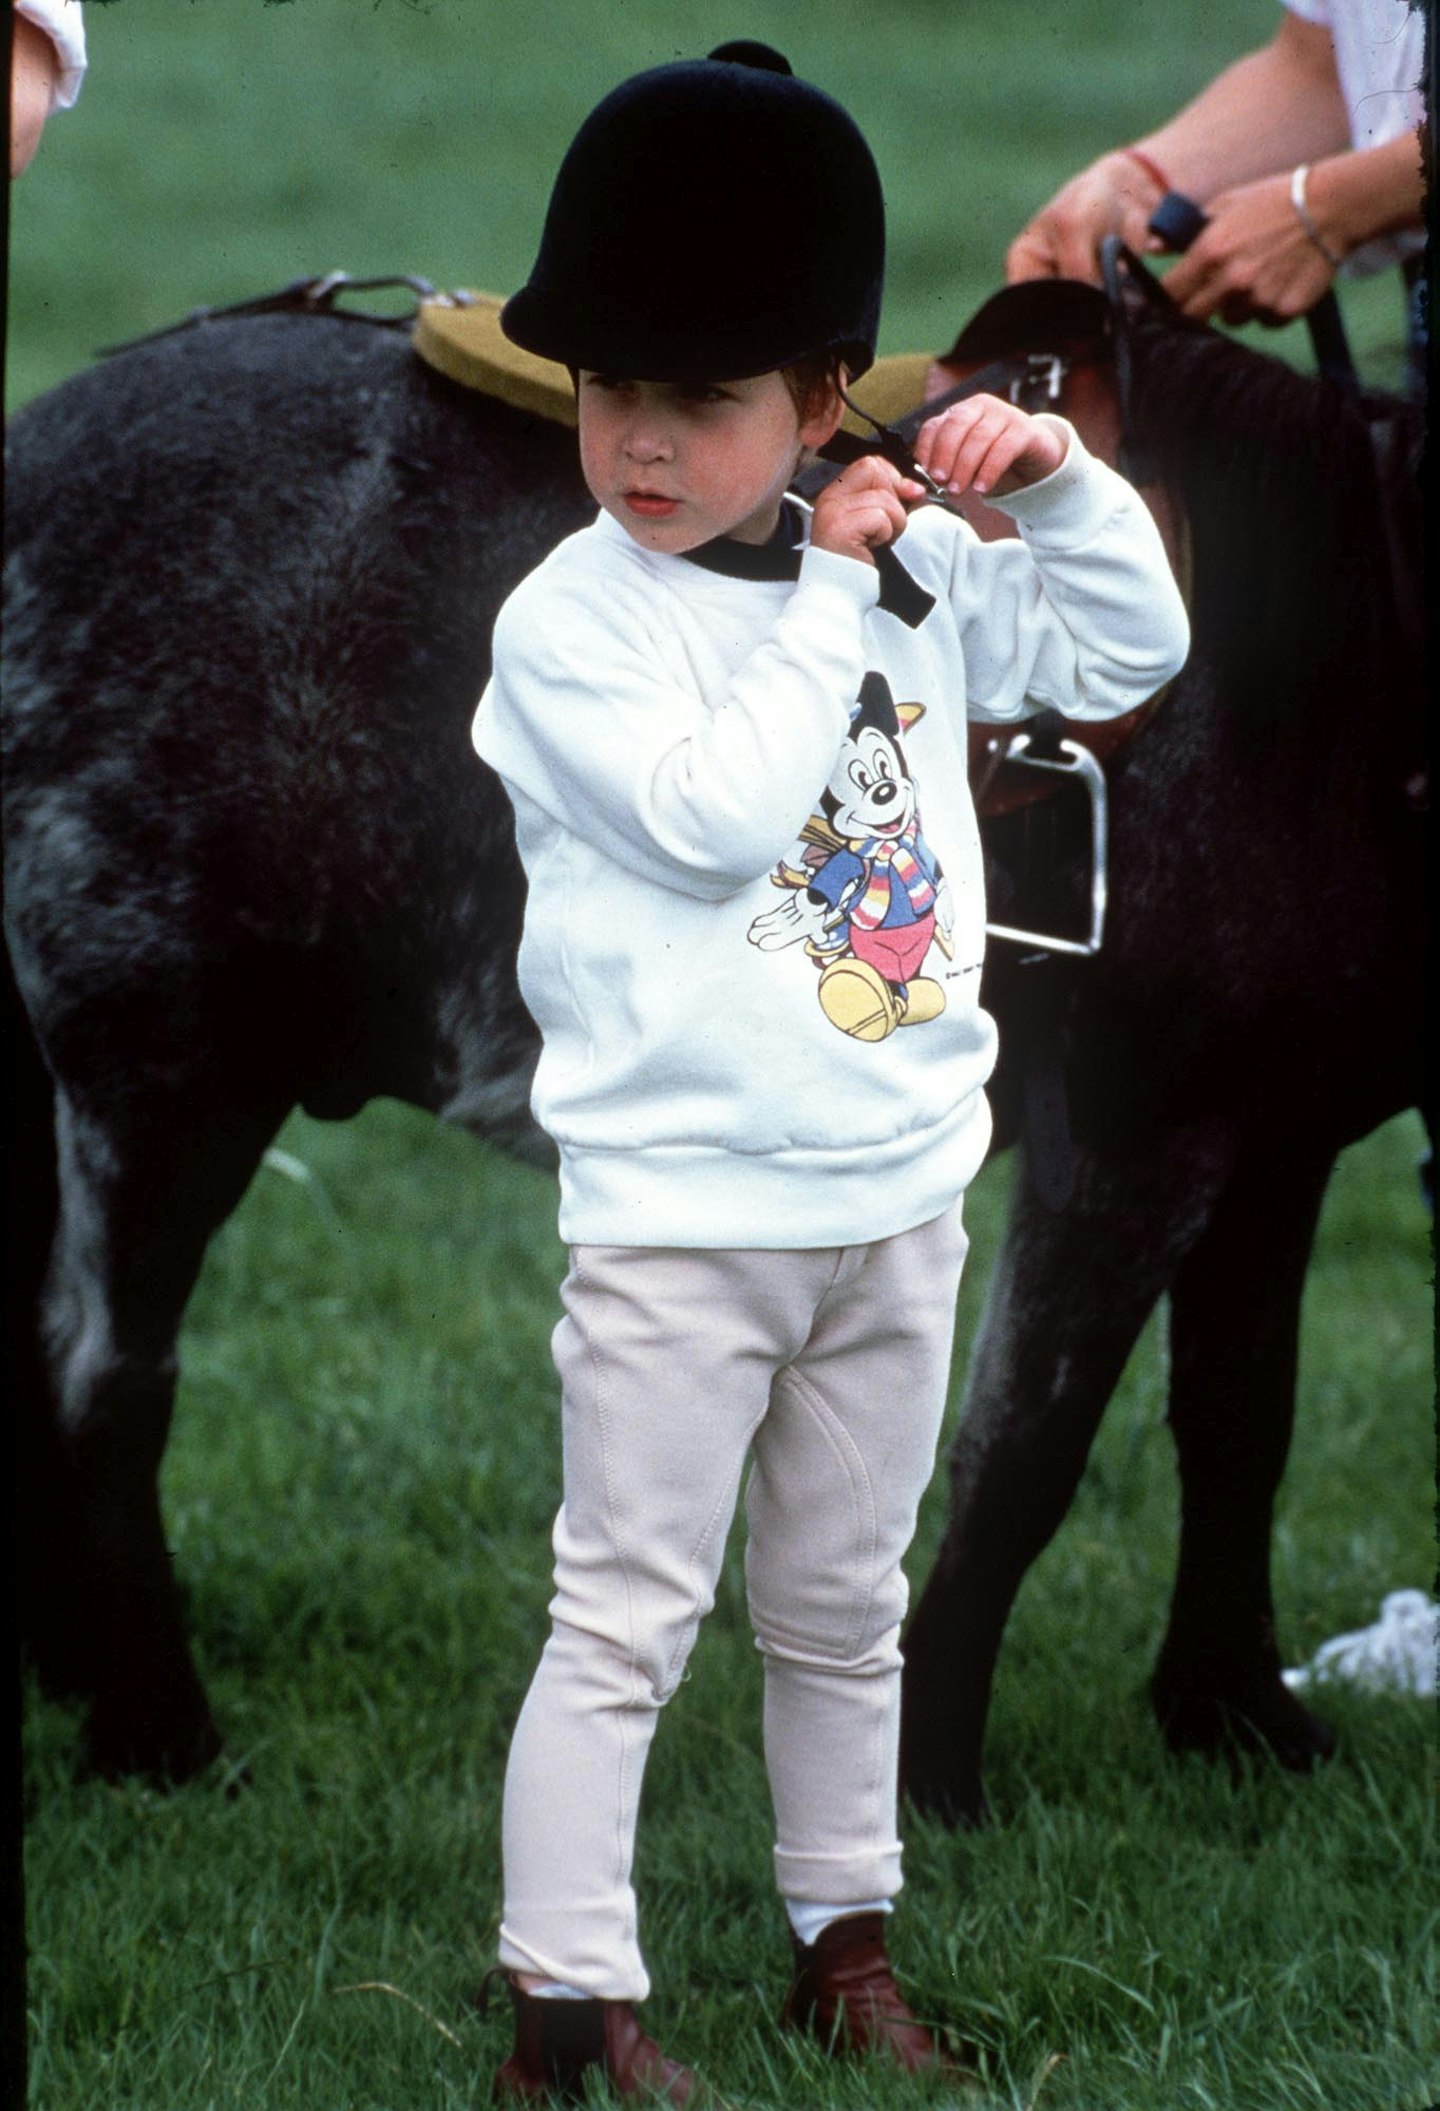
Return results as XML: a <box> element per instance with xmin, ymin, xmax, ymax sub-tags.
<box><xmin>472</xmin><ymin>41</ymin><xmax>1189</xmax><ymax>2106</ymax></box>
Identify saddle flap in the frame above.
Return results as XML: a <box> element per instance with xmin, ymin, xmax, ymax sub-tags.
<box><xmin>939</xmin><ymin>277</ymin><xmax>1113</xmax><ymax>367</ymax></box>
<box><xmin>414</xmin><ymin>292</ymin><xmax>579</xmax><ymax>425</ymax></box>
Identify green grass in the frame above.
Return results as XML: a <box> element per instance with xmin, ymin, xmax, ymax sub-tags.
<box><xmin>12</xmin><ymin>6</ymin><xmax>1434</xmax><ymax>2104</ymax></box>
<box><xmin>23</xmin><ymin>1108</ymin><xmax>1436</xmax><ymax>2110</ymax></box>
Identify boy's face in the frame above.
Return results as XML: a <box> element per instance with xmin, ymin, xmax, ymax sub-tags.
<box><xmin>576</xmin><ymin>369</ymin><xmax>841</xmax><ymax>552</ymax></box>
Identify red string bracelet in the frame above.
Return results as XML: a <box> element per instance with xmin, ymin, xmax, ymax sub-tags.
<box><xmin>1120</xmin><ymin>146</ymin><xmax>1172</xmax><ymax>194</ymax></box>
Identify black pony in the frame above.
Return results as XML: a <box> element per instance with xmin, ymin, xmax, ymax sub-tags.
<box><xmin>900</xmin><ymin>297</ymin><xmax>1426</xmax><ymax>1821</ymax></box>
<box><xmin>3</xmin><ymin>281</ymin><xmax>1425</xmax><ymax>1803</ymax></box>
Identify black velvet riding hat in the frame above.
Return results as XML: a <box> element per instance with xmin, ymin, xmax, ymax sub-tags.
<box><xmin>500</xmin><ymin>42</ymin><xmax>885</xmax><ymax>381</ymax></box>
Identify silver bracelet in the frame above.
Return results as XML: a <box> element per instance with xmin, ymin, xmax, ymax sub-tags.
<box><xmin>1290</xmin><ymin>164</ymin><xmax>1343</xmax><ymax>270</ymax></box>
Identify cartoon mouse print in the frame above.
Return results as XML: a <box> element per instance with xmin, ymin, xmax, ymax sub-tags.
<box><xmin>748</xmin><ymin>672</ymin><xmax>954</xmax><ymax>1042</ymax></box>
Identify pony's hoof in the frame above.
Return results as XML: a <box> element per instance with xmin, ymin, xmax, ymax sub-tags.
<box><xmin>80</xmin><ymin>1700</ymin><xmax>226</xmax><ymax>1789</ymax></box>
<box><xmin>1151</xmin><ymin>1666</ymin><xmax>1338</xmax><ymax>1774</ymax></box>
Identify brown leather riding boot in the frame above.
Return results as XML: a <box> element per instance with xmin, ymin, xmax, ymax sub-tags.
<box><xmin>489</xmin><ymin>1975</ymin><xmax>714</xmax><ymax>2105</ymax></box>
<box><xmin>780</xmin><ymin>1913</ymin><xmax>972</xmax><ymax>2077</ymax></box>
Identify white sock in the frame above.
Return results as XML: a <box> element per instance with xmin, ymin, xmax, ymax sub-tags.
<box><xmin>784</xmin><ymin>1896</ymin><xmax>893</xmax><ymax>1948</ymax></box>
<box><xmin>525</xmin><ymin>1979</ymin><xmax>592</xmax><ymax>2000</ymax></box>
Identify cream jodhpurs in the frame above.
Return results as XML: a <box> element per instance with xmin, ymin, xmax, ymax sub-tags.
<box><xmin>498</xmin><ymin>1206</ymin><xmax>968</xmax><ymax>2001</ymax></box>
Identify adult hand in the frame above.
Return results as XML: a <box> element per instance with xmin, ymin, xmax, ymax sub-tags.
<box><xmin>1004</xmin><ymin>15</ymin><xmax>1360</xmax><ymax>298</ymax></box>
<box><xmin>1006</xmin><ymin>151</ymin><xmax>1166</xmax><ymax>285</ymax></box>
<box><xmin>1161</xmin><ymin>170</ymin><xmax>1337</xmax><ymax>325</ymax></box>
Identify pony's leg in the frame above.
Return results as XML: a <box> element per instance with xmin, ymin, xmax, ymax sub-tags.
<box><xmin>41</xmin><ymin>1081</ymin><xmax>290</xmax><ymax>1782</ymax></box>
<box><xmin>6</xmin><ymin>950</ymin><xmax>81</xmax><ymax>1702</ymax></box>
<box><xmin>900</xmin><ymin>1133</ymin><xmax>1229</xmax><ymax>1827</ymax></box>
<box><xmin>1151</xmin><ymin>1144</ymin><xmax>1338</xmax><ymax>1770</ymax></box>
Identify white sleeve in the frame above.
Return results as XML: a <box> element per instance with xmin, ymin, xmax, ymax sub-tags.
<box><xmin>937</xmin><ymin>416</ymin><xmax>1190</xmax><ymax>726</ymax></box>
<box><xmin>474</xmin><ymin>547</ymin><xmax>877</xmax><ymax>901</ymax></box>
<box><xmin>15</xmin><ymin>0</ymin><xmax>88</xmax><ymax>109</ymax></box>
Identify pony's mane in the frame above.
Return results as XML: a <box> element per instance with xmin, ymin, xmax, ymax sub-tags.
<box><xmin>1125</xmin><ymin>310</ymin><xmax>1421</xmax><ymax>725</ymax></box>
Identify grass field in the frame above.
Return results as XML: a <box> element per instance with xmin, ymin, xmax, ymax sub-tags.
<box><xmin>9</xmin><ymin>3</ymin><xmax>1435</xmax><ymax>2107</ymax></box>
<box><xmin>20</xmin><ymin>1107</ymin><xmax>1436</xmax><ymax>2110</ymax></box>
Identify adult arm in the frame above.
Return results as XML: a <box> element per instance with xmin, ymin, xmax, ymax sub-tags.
<box><xmin>11</xmin><ymin>0</ymin><xmax>87</xmax><ymax>174</ymax></box>
<box><xmin>1161</xmin><ymin>124</ymin><xmax>1424</xmax><ymax>323</ymax></box>
<box><xmin>1006</xmin><ymin>13</ymin><xmax>1351</xmax><ymax>288</ymax></box>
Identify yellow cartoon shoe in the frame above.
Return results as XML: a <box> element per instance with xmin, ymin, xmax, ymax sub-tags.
<box><xmin>898</xmin><ymin>977</ymin><xmax>946</xmax><ymax>1026</ymax></box>
<box><xmin>818</xmin><ymin>957</ymin><xmax>904</xmax><ymax>1042</ymax></box>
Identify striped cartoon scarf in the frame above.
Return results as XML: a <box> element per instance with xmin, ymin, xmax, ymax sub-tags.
<box><xmin>849</xmin><ymin>831</ymin><xmax>936</xmax><ymax>931</ymax></box>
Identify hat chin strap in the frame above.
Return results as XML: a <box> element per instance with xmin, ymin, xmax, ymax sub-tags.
<box><xmin>827</xmin><ymin>367</ymin><xmax>1029</xmax><ymax>501</ymax></box>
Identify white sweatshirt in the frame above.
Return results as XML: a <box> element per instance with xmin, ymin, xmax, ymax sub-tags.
<box><xmin>473</xmin><ymin>419</ymin><xmax>1188</xmax><ymax>1249</ymax></box>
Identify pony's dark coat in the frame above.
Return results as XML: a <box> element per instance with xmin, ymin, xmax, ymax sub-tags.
<box><xmin>902</xmin><ymin>311</ymin><xmax>1426</xmax><ymax>1819</ymax></box>
<box><xmin>3</xmin><ymin>295</ymin><xmax>1425</xmax><ymax>1799</ymax></box>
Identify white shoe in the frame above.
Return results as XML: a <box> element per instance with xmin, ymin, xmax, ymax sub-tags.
<box><xmin>1282</xmin><ymin>1589</ymin><xmax>1437</xmax><ymax>1698</ymax></box>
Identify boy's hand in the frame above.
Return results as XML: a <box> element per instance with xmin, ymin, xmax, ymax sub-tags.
<box><xmin>914</xmin><ymin>394</ymin><xmax>1067</xmax><ymax>499</ymax></box>
<box><xmin>809</xmin><ymin>456</ymin><xmax>925</xmax><ymax>569</ymax></box>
